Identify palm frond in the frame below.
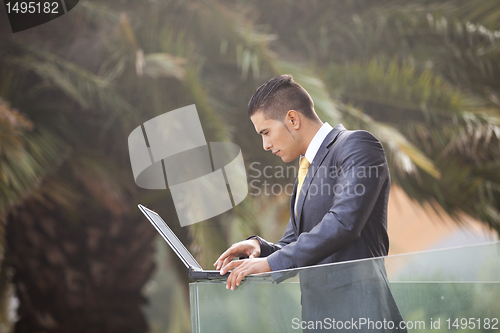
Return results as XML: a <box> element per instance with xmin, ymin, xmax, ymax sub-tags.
<box><xmin>326</xmin><ymin>58</ymin><xmax>465</xmax><ymax>122</ymax></box>
<box><xmin>141</xmin><ymin>53</ymin><xmax>187</xmax><ymax>79</ymax></box>
<box><xmin>0</xmin><ymin>125</ymin><xmax>68</xmax><ymax>220</ymax></box>
<box><xmin>0</xmin><ymin>99</ymin><xmax>68</xmax><ymax>221</ymax></box>
<box><xmin>78</xmin><ymin>1</ymin><xmax>121</xmax><ymax>25</ymax></box>
<box><xmin>1</xmin><ymin>40</ymin><xmax>137</xmax><ymax>116</ymax></box>
<box><xmin>441</xmin><ymin>111</ymin><xmax>500</xmax><ymax>161</ymax></box>
<box><xmin>340</xmin><ymin>104</ymin><xmax>441</xmax><ymax>180</ymax></box>
<box><xmin>0</xmin><ymin>97</ymin><xmax>33</xmax><ymax>155</ymax></box>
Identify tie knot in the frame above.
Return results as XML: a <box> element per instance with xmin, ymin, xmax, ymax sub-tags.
<box><xmin>299</xmin><ymin>157</ymin><xmax>310</xmax><ymax>170</ymax></box>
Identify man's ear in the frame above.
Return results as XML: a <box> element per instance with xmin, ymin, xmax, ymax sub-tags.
<box><xmin>286</xmin><ymin>110</ymin><xmax>300</xmax><ymax>129</ymax></box>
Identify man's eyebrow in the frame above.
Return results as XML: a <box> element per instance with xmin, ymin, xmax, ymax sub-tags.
<box><xmin>258</xmin><ymin>128</ymin><xmax>269</xmax><ymax>135</ymax></box>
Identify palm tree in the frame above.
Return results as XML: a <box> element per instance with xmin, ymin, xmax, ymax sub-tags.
<box><xmin>1</xmin><ymin>4</ymin><xmax>195</xmax><ymax>332</ymax></box>
<box><xmin>0</xmin><ymin>1</ymin><xmax>265</xmax><ymax>331</ymax></box>
<box><xmin>243</xmin><ymin>0</ymin><xmax>500</xmax><ymax>233</ymax></box>
<box><xmin>1</xmin><ymin>34</ymin><xmax>159</xmax><ymax>333</ymax></box>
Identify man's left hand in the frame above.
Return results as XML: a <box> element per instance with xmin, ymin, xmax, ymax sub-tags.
<box><xmin>219</xmin><ymin>257</ymin><xmax>271</xmax><ymax>290</ymax></box>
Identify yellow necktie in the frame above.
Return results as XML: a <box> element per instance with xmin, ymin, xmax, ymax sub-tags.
<box><xmin>297</xmin><ymin>157</ymin><xmax>310</xmax><ymax>195</ymax></box>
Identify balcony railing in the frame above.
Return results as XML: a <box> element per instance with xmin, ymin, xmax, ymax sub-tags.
<box><xmin>190</xmin><ymin>241</ymin><xmax>500</xmax><ymax>332</ymax></box>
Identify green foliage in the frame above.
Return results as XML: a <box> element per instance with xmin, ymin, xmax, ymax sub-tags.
<box><xmin>0</xmin><ymin>98</ymin><xmax>67</xmax><ymax>222</ymax></box>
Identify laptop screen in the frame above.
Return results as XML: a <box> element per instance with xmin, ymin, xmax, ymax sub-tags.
<box><xmin>139</xmin><ymin>205</ymin><xmax>203</xmax><ymax>271</ymax></box>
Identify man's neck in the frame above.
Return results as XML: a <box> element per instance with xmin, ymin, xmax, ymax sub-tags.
<box><xmin>301</xmin><ymin>121</ymin><xmax>323</xmax><ymax>155</ymax></box>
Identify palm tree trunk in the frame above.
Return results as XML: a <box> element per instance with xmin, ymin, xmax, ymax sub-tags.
<box><xmin>6</xmin><ymin>198</ymin><xmax>156</xmax><ymax>333</ymax></box>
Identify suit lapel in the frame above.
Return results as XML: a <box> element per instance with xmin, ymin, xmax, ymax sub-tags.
<box><xmin>289</xmin><ymin>181</ymin><xmax>298</xmax><ymax>235</ymax></box>
<box><xmin>295</xmin><ymin>124</ymin><xmax>346</xmax><ymax>229</ymax></box>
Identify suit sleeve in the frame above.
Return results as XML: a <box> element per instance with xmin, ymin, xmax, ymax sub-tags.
<box><xmin>265</xmin><ymin>131</ymin><xmax>389</xmax><ymax>271</ymax></box>
<box><xmin>246</xmin><ymin>216</ymin><xmax>297</xmax><ymax>257</ymax></box>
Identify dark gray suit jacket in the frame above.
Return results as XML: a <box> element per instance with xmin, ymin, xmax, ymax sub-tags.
<box><xmin>251</xmin><ymin>125</ymin><xmax>406</xmax><ymax>331</ymax></box>
<box><xmin>253</xmin><ymin>124</ymin><xmax>391</xmax><ymax>270</ymax></box>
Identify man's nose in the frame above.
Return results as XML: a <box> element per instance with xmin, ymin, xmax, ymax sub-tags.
<box><xmin>263</xmin><ymin>138</ymin><xmax>272</xmax><ymax>151</ymax></box>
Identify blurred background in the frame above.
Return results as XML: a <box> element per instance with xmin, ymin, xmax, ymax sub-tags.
<box><xmin>0</xmin><ymin>0</ymin><xmax>499</xmax><ymax>332</ymax></box>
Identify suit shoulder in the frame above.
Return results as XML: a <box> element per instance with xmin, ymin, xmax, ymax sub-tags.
<box><xmin>333</xmin><ymin>129</ymin><xmax>386</xmax><ymax>165</ymax></box>
<box><xmin>333</xmin><ymin>129</ymin><xmax>382</xmax><ymax>148</ymax></box>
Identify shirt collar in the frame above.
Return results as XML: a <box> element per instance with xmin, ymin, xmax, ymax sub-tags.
<box><xmin>300</xmin><ymin>122</ymin><xmax>333</xmax><ymax>165</ymax></box>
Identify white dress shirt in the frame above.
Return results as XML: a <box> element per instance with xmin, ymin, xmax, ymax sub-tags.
<box><xmin>294</xmin><ymin>122</ymin><xmax>334</xmax><ymax>214</ymax></box>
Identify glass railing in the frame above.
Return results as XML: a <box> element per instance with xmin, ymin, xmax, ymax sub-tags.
<box><xmin>189</xmin><ymin>241</ymin><xmax>500</xmax><ymax>332</ymax></box>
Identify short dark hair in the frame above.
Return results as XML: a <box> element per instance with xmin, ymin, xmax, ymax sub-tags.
<box><xmin>247</xmin><ymin>74</ymin><xmax>317</xmax><ymax>121</ymax></box>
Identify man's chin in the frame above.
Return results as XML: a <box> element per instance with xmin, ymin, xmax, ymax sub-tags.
<box><xmin>282</xmin><ymin>154</ymin><xmax>301</xmax><ymax>163</ymax></box>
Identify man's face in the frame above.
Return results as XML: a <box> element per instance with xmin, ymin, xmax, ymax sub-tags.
<box><xmin>250</xmin><ymin>110</ymin><xmax>300</xmax><ymax>163</ymax></box>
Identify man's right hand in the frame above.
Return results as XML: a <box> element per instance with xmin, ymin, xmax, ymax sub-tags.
<box><xmin>213</xmin><ymin>239</ymin><xmax>261</xmax><ymax>271</ymax></box>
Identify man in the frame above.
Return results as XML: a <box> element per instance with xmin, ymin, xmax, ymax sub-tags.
<box><xmin>214</xmin><ymin>75</ymin><xmax>406</xmax><ymax>331</ymax></box>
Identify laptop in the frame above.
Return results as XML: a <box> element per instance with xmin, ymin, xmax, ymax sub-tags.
<box><xmin>138</xmin><ymin>204</ymin><xmax>229</xmax><ymax>280</ymax></box>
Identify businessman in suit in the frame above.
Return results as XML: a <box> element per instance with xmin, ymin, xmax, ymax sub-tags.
<box><xmin>215</xmin><ymin>74</ymin><xmax>406</xmax><ymax>331</ymax></box>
